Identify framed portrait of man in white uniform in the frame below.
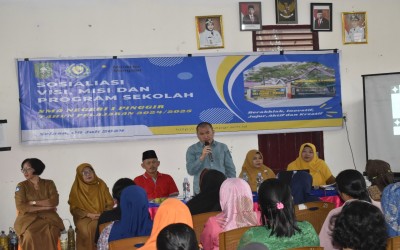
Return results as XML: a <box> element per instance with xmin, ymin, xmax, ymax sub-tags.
<box><xmin>342</xmin><ymin>12</ymin><xmax>367</xmax><ymax>44</ymax></box>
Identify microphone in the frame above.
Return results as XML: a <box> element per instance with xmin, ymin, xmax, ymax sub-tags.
<box><xmin>204</xmin><ymin>141</ymin><xmax>214</xmax><ymax>162</ymax></box>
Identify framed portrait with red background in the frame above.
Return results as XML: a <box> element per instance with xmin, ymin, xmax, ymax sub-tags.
<box><xmin>311</xmin><ymin>3</ymin><xmax>332</xmax><ymax>32</ymax></box>
<box><xmin>239</xmin><ymin>2</ymin><xmax>262</xmax><ymax>31</ymax></box>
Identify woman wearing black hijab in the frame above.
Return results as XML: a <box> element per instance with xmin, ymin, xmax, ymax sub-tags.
<box><xmin>186</xmin><ymin>169</ymin><xmax>227</xmax><ymax>215</ymax></box>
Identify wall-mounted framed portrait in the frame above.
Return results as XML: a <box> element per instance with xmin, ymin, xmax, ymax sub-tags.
<box><xmin>275</xmin><ymin>0</ymin><xmax>297</xmax><ymax>24</ymax></box>
<box><xmin>195</xmin><ymin>15</ymin><xmax>224</xmax><ymax>50</ymax></box>
<box><xmin>239</xmin><ymin>2</ymin><xmax>262</xmax><ymax>31</ymax></box>
<box><xmin>311</xmin><ymin>3</ymin><xmax>332</xmax><ymax>32</ymax></box>
<box><xmin>342</xmin><ymin>12</ymin><xmax>367</xmax><ymax>44</ymax></box>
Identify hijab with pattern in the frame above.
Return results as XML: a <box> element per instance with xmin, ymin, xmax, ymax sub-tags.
<box><xmin>68</xmin><ymin>163</ymin><xmax>113</xmax><ymax>215</ymax></box>
<box><xmin>239</xmin><ymin>150</ymin><xmax>276</xmax><ymax>192</ymax></box>
<box><xmin>381</xmin><ymin>182</ymin><xmax>400</xmax><ymax>237</ymax></box>
<box><xmin>216</xmin><ymin>178</ymin><xmax>258</xmax><ymax>231</ymax></box>
<box><xmin>365</xmin><ymin>159</ymin><xmax>394</xmax><ymax>191</ymax></box>
<box><xmin>141</xmin><ymin>198</ymin><xmax>193</xmax><ymax>250</ymax></box>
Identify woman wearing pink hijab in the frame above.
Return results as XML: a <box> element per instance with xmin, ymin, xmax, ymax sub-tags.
<box><xmin>200</xmin><ymin>178</ymin><xmax>258</xmax><ymax>250</ymax></box>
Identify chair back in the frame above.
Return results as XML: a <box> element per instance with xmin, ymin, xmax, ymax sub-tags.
<box><xmin>99</xmin><ymin>221</ymin><xmax>112</xmax><ymax>234</ymax></box>
<box><xmin>288</xmin><ymin>247</ymin><xmax>324</xmax><ymax>250</ymax></box>
<box><xmin>192</xmin><ymin>211</ymin><xmax>220</xmax><ymax>243</ymax></box>
<box><xmin>108</xmin><ymin>236</ymin><xmax>149</xmax><ymax>250</ymax></box>
<box><xmin>295</xmin><ymin>201</ymin><xmax>335</xmax><ymax>234</ymax></box>
<box><xmin>219</xmin><ymin>226</ymin><xmax>253</xmax><ymax>250</ymax></box>
<box><xmin>387</xmin><ymin>235</ymin><xmax>400</xmax><ymax>250</ymax></box>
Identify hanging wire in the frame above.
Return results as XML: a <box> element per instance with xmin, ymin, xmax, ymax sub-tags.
<box><xmin>343</xmin><ymin>116</ymin><xmax>357</xmax><ymax>169</ymax></box>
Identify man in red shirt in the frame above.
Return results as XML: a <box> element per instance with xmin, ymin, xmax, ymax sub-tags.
<box><xmin>134</xmin><ymin>150</ymin><xmax>179</xmax><ymax>200</ymax></box>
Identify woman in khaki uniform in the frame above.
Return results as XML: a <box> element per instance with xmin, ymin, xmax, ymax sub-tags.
<box><xmin>14</xmin><ymin>158</ymin><xmax>64</xmax><ymax>250</ymax></box>
<box><xmin>68</xmin><ymin>163</ymin><xmax>113</xmax><ymax>250</ymax></box>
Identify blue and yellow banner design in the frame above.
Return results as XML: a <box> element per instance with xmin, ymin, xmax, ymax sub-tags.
<box><xmin>18</xmin><ymin>52</ymin><xmax>342</xmax><ymax>144</ymax></box>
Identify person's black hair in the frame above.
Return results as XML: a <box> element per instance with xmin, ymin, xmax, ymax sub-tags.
<box><xmin>258</xmin><ymin>178</ymin><xmax>300</xmax><ymax>237</ymax></box>
<box><xmin>336</xmin><ymin>169</ymin><xmax>371</xmax><ymax>202</ymax></box>
<box><xmin>156</xmin><ymin>223</ymin><xmax>198</xmax><ymax>250</ymax></box>
<box><xmin>248</xmin><ymin>5</ymin><xmax>255</xmax><ymax>10</ymax></box>
<box><xmin>331</xmin><ymin>200</ymin><xmax>388</xmax><ymax>250</ymax></box>
<box><xmin>21</xmin><ymin>158</ymin><xmax>45</xmax><ymax>176</ymax></box>
<box><xmin>112</xmin><ymin>178</ymin><xmax>136</xmax><ymax>202</ymax></box>
<box><xmin>196</xmin><ymin>122</ymin><xmax>213</xmax><ymax>132</ymax></box>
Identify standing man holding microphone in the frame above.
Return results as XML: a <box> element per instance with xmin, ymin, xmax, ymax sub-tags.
<box><xmin>186</xmin><ymin>122</ymin><xmax>236</xmax><ymax>195</ymax></box>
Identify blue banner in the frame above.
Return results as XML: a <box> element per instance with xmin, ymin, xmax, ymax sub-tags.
<box><xmin>18</xmin><ymin>52</ymin><xmax>342</xmax><ymax>143</ymax></box>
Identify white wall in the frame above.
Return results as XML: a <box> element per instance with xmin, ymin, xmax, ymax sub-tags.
<box><xmin>1</xmin><ymin>0</ymin><xmax>399</xmax><ymax>230</ymax></box>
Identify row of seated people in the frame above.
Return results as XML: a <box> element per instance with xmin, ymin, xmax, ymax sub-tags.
<box><xmin>13</xmin><ymin>149</ymin><xmax>396</xmax><ymax>250</ymax></box>
<box><xmin>94</xmin><ymin>169</ymin><xmax>395</xmax><ymax>250</ymax></box>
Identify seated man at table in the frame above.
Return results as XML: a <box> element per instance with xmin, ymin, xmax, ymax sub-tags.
<box><xmin>134</xmin><ymin>150</ymin><xmax>179</xmax><ymax>201</ymax></box>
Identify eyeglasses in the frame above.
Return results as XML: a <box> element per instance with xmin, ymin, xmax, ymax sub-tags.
<box><xmin>82</xmin><ymin>170</ymin><xmax>94</xmax><ymax>176</ymax></box>
<box><xmin>21</xmin><ymin>168</ymin><xmax>34</xmax><ymax>173</ymax></box>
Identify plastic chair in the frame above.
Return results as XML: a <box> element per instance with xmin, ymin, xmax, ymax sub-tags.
<box><xmin>386</xmin><ymin>235</ymin><xmax>400</xmax><ymax>250</ymax></box>
<box><xmin>108</xmin><ymin>236</ymin><xmax>149</xmax><ymax>250</ymax></box>
<box><xmin>219</xmin><ymin>226</ymin><xmax>253</xmax><ymax>250</ymax></box>
<box><xmin>288</xmin><ymin>247</ymin><xmax>324</xmax><ymax>250</ymax></box>
<box><xmin>192</xmin><ymin>211</ymin><xmax>219</xmax><ymax>243</ymax></box>
<box><xmin>295</xmin><ymin>201</ymin><xmax>335</xmax><ymax>234</ymax></box>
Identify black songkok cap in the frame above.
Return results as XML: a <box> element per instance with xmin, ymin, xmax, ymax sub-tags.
<box><xmin>142</xmin><ymin>150</ymin><xmax>158</xmax><ymax>161</ymax></box>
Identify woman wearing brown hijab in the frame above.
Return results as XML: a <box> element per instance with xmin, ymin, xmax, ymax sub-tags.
<box><xmin>239</xmin><ymin>150</ymin><xmax>276</xmax><ymax>192</ymax></box>
<box><xmin>68</xmin><ymin>163</ymin><xmax>113</xmax><ymax>250</ymax></box>
<box><xmin>365</xmin><ymin>159</ymin><xmax>394</xmax><ymax>201</ymax></box>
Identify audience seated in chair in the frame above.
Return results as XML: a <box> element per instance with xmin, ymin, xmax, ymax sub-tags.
<box><xmin>238</xmin><ymin>178</ymin><xmax>319</xmax><ymax>250</ymax></box>
<box><xmin>141</xmin><ymin>198</ymin><xmax>193</xmax><ymax>250</ymax></box>
<box><xmin>97</xmin><ymin>186</ymin><xmax>153</xmax><ymax>250</ymax></box>
<box><xmin>69</xmin><ymin>163</ymin><xmax>114</xmax><ymax>250</ymax></box>
<box><xmin>365</xmin><ymin>159</ymin><xmax>394</xmax><ymax>201</ymax></box>
<box><xmin>200</xmin><ymin>178</ymin><xmax>258</xmax><ymax>250</ymax></box>
<box><xmin>187</xmin><ymin>169</ymin><xmax>226</xmax><ymax>215</ymax></box>
<box><xmin>157</xmin><ymin>223</ymin><xmax>199</xmax><ymax>250</ymax></box>
<box><xmin>94</xmin><ymin>178</ymin><xmax>135</xmax><ymax>243</ymax></box>
<box><xmin>319</xmin><ymin>169</ymin><xmax>382</xmax><ymax>250</ymax></box>
<box><xmin>381</xmin><ymin>182</ymin><xmax>400</xmax><ymax>237</ymax></box>
<box><xmin>331</xmin><ymin>200</ymin><xmax>388</xmax><ymax>250</ymax></box>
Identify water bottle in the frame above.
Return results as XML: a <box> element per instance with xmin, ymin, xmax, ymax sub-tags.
<box><xmin>256</xmin><ymin>172</ymin><xmax>264</xmax><ymax>191</ymax></box>
<box><xmin>67</xmin><ymin>225</ymin><xmax>75</xmax><ymax>250</ymax></box>
<box><xmin>8</xmin><ymin>228</ymin><xmax>17</xmax><ymax>250</ymax></box>
<box><xmin>242</xmin><ymin>172</ymin><xmax>249</xmax><ymax>183</ymax></box>
<box><xmin>183</xmin><ymin>177</ymin><xmax>191</xmax><ymax>202</ymax></box>
<box><xmin>60</xmin><ymin>229</ymin><xmax>68</xmax><ymax>250</ymax></box>
<box><xmin>0</xmin><ymin>231</ymin><xmax>9</xmax><ymax>250</ymax></box>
